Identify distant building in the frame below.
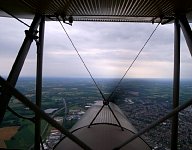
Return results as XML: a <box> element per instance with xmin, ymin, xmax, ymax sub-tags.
<box><xmin>44</xmin><ymin>108</ymin><xmax>58</xmax><ymax>114</ymax></box>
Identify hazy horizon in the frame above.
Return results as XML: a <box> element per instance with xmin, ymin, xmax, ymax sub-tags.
<box><xmin>6</xmin><ymin>76</ymin><xmax>190</xmax><ymax>81</ymax></box>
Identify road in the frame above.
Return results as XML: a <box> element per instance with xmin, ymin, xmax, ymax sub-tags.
<box><xmin>28</xmin><ymin>107</ymin><xmax>65</xmax><ymax>150</ymax></box>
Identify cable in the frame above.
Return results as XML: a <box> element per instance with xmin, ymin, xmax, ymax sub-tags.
<box><xmin>107</xmin><ymin>22</ymin><xmax>160</xmax><ymax>102</ymax></box>
<box><xmin>0</xmin><ymin>8</ymin><xmax>30</xmax><ymax>27</ymax></box>
<box><xmin>57</xmin><ymin>16</ymin><xmax>106</xmax><ymax>101</ymax></box>
<box><xmin>57</xmin><ymin>16</ymin><xmax>160</xmax><ymax>103</ymax></box>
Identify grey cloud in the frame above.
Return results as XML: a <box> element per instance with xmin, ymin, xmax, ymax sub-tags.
<box><xmin>1</xmin><ymin>17</ymin><xmax>192</xmax><ymax>78</ymax></box>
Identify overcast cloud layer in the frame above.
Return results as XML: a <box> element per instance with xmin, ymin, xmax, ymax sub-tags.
<box><xmin>0</xmin><ymin>17</ymin><xmax>192</xmax><ymax>79</ymax></box>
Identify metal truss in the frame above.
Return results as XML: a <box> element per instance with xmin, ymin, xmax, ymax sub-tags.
<box><xmin>0</xmin><ymin>13</ymin><xmax>192</xmax><ymax>150</ymax></box>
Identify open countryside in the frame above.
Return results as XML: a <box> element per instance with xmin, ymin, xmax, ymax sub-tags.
<box><xmin>0</xmin><ymin>77</ymin><xmax>192</xmax><ymax>150</ymax></box>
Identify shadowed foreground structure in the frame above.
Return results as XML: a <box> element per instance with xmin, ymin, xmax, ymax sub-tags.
<box><xmin>0</xmin><ymin>0</ymin><xmax>192</xmax><ymax>149</ymax></box>
<box><xmin>54</xmin><ymin>101</ymin><xmax>150</xmax><ymax>150</ymax></box>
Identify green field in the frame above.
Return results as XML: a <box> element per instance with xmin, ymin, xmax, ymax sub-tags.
<box><xmin>5</xmin><ymin>119</ymin><xmax>50</xmax><ymax>149</ymax></box>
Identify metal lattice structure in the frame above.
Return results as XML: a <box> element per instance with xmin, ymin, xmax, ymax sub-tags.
<box><xmin>0</xmin><ymin>0</ymin><xmax>192</xmax><ymax>149</ymax></box>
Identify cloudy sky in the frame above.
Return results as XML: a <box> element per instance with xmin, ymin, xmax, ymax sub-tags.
<box><xmin>0</xmin><ymin>17</ymin><xmax>192</xmax><ymax>79</ymax></box>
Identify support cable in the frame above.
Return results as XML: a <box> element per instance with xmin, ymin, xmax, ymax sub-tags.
<box><xmin>0</xmin><ymin>8</ymin><xmax>30</xmax><ymax>27</ymax></box>
<box><xmin>57</xmin><ymin>16</ymin><xmax>160</xmax><ymax>104</ymax></box>
<box><xmin>108</xmin><ymin>104</ymin><xmax>124</xmax><ymax>131</ymax></box>
<box><xmin>88</xmin><ymin>103</ymin><xmax>124</xmax><ymax>130</ymax></box>
<box><xmin>57</xmin><ymin>16</ymin><xmax>106</xmax><ymax>101</ymax></box>
<box><xmin>88</xmin><ymin>104</ymin><xmax>105</xmax><ymax>128</ymax></box>
<box><xmin>7</xmin><ymin>106</ymin><xmax>35</xmax><ymax>123</ymax></box>
<box><xmin>57</xmin><ymin>19</ymin><xmax>160</xmax><ymax>131</ymax></box>
<box><xmin>107</xmin><ymin>22</ymin><xmax>160</xmax><ymax>102</ymax></box>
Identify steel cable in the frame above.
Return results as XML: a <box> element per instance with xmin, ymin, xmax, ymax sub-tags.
<box><xmin>57</xmin><ymin>16</ymin><xmax>160</xmax><ymax>103</ymax></box>
<box><xmin>0</xmin><ymin>8</ymin><xmax>30</xmax><ymax>27</ymax></box>
<box><xmin>57</xmin><ymin>17</ymin><xmax>106</xmax><ymax>101</ymax></box>
<box><xmin>107</xmin><ymin>22</ymin><xmax>160</xmax><ymax>102</ymax></box>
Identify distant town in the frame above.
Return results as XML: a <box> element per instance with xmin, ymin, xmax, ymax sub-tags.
<box><xmin>0</xmin><ymin>78</ymin><xmax>192</xmax><ymax>150</ymax></box>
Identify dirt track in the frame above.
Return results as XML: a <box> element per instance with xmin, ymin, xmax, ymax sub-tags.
<box><xmin>0</xmin><ymin>126</ymin><xmax>19</xmax><ymax>148</ymax></box>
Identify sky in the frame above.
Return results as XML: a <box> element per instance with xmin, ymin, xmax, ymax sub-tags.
<box><xmin>0</xmin><ymin>17</ymin><xmax>192</xmax><ymax>79</ymax></box>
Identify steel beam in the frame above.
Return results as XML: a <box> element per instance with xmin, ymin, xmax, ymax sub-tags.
<box><xmin>179</xmin><ymin>15</ymin><xmax>192</xmax><ymax>57</ymax></box>
<box><xmin>35</xmin><ymin>16</ymin><xmax>45</xmax><ymax>150</ymax></box>
<box><xmin>0</xmin><ymin>14</ymin><xmax>42</xmax><ymax>123</ymax></box>
<box><xmin>171</xmin><ymin>18</ymin><xmax>180</xmax><ymax>150</ymax></box>
<box><xmin>7</xmin><ymin>14</ymin><xmax>41</xmax><ymax>85</ymax></box>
